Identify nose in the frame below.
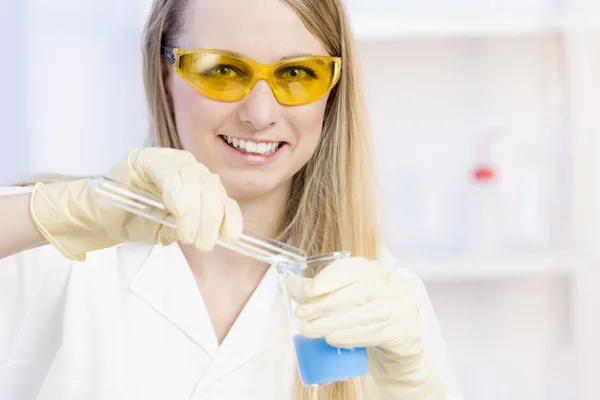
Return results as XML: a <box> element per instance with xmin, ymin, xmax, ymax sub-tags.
<box><xmin>238</xmin><ymin>80</ymin><xmax>280</xmax><ymax>130</ymax></box>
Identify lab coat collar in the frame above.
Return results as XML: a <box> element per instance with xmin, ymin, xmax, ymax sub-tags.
<box><xmin>201</xmin><ymin>262</ymin><xmax>291</xmax><ymax>385</ymax></box>
<box><xmin>126</xmin><ymin>243</ymin><xmax>291</xmax><ymax>382</ymax></box>
<box><xmin>129</xmin><ymin>243</ymin><xmax>219</xmax><ymax>357</ymax></box>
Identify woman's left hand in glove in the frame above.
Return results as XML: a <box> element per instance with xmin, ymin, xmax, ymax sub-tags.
<box><xmin>286</xmin><ymin>256</ymin><xmax>446</xmax><ymax>399</ymax></box>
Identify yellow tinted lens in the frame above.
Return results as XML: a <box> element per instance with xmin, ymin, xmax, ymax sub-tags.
<box><xmin>179</xmin><ymin>52</ymin><xmax>252</xmax><ymax>101</ymax></box>
<box><xmin>273</xmin><ymin>58</ymin><xmax>338</xmax><ymax>105</ymax></box>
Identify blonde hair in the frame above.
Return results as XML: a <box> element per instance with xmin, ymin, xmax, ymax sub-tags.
<box><xmin>144</xmin><ymin>0</ymin><xmax>381</xmax><ymax>398</ymax></box>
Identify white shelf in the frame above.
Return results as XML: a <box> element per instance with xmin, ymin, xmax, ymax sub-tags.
<box><xmin>400</xmin><ymin>251</ymin><xmax>575</xmax><ymax>282</ymax></box>
<box><xmin>351</xmin><ymin>14</ymin><xmax>566</xmax><ymax>40</ymax></box>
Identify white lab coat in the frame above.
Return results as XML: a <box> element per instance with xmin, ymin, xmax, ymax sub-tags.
<box><xmin>0</xmin><ymin>187</ymin><xmax>463</xmax><ymax>400</ymax></box>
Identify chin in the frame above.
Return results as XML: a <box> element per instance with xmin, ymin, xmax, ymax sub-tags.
<box><xmin>222</xmin><ymin>174</ymin><xmax>290</xmax><ymax>201</ymax></box>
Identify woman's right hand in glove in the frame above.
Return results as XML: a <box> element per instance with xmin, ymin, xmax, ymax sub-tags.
<box><xmin>29</xmin><ymin>147</ymin><xmax>243</xmax><ymax>261</ymax></box>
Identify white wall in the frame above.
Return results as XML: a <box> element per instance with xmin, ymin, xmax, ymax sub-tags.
<box><xmin>0</xmin><ymin>1</ymin><xmax>28</xmax><ymax>183</ymax></box>
<box><xmin>0</xmin><ymin>0</ymin><xmax>150</xmax><ymax>182</ymax></box>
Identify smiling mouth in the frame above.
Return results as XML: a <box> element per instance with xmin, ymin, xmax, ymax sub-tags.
<box><xmin>219</xmin><ymin>135</ymin><xmax>285</xmax><ymax>155</ymax></box>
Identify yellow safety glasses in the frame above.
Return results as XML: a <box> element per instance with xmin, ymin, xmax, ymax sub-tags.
<box><xmin>164</xmin><ymin>46</ymin><xmax>342</xmax><ymax>106</ymax></box>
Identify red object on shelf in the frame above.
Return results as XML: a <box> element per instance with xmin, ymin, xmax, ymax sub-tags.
<box><xmin>473</xmin><ymin>165</ymin><xmax>495</xmax><ymax>182</ymax></box>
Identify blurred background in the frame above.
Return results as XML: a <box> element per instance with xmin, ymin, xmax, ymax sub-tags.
<box><xmin>2</xmin><ymin>0</ymin><xmax>600</xmax><ymax>398</ymax></box>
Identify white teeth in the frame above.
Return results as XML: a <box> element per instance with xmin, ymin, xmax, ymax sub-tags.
<box><xmin>223</xmin><ymin>135</ymin><xmax>281</xmax><ymax>155</ymax></box>
<box><xmin>245</xmin><ymin>141</ymin><xmax>257</xmax><ymax>152</ymax></box>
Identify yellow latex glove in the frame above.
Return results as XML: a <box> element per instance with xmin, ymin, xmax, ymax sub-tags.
<box><xmin>30</xmin><ymin>147</ymin><xmax>243</xmax><ymax>261</ymax></box>
<box><xmin>288</xmin><ymin>257</ymin><xmax>446</xmax><ymax>399</ymax></box>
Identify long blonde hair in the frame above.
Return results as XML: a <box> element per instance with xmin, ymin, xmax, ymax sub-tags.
<box><xmin>146</xmin><ymin>0</ymin><xmax>381</xmax><ymax>398</ymax></box>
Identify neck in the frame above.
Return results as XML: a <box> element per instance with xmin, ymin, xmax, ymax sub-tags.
<box><xmin>179</xmin><ymin>180</ymin><xmax>291</xmax><ymax>284</ymax></box>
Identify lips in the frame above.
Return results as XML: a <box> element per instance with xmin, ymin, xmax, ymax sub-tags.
<box><xmin>220</xmin><ymin>135</ymin><xmax>284</xmax><ymax>155</ymax></box>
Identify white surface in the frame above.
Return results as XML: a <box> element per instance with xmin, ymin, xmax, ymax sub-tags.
<box><xmin>564</xmin><ymin>2</ymin><xmax>600</xmax><ymax>398</ymax></box>
<box><xmin>402</xmin><ymin>251</ymin><xmax>575</xmax><ymax>281</ymax></box>
<box><xmin>351</xmin><ymin>14</ymin><xmax>566</xmax><ymax>40</ymax></box>
<box><xmin>427</xmin><ymin>275</ymin><xmax>574</xmax><ymax>400</ymax></box>
<box><xmin>343</xmin><ymin>0</ymin><xmax>562</xmax><ymax>17</ymax></box>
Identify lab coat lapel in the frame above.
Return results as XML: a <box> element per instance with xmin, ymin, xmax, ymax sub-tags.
<box><xmin>128</xmin><ymin>244</ymin><xmax>219</xmax><ymax>357</ymax></box>
<box><xmin>200</xmin><ymin>265</ymin><xmax>291</xmax><ymax>384</ymax></box>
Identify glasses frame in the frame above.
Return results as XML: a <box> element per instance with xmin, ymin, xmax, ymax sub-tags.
<box><xmin>163</xmin><ymin>46</ymin><xmax>342</xmax><ymax>106</ymax></box>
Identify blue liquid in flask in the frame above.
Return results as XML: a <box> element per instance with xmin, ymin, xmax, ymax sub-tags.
<box><xmin>293</xmin><ymin>335</ymin><xmax>370</xmax><ymax>386</ymax></box>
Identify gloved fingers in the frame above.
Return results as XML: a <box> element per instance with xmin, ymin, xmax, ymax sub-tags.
<box><xmin>134</xmin><ymin>148</ymin><xmax>197</xmax><ymax>190</ymax></box>
<box><xmin>323</xmin><ymin>319</ymin><xmax>393</xmax><ymax>349</ymax></box>
<box><xmin>132</xmin><ymin>148</ymin><xmax>199</xmax><ymax>218</ymax></box>
<box><xmin>160</xmin><ymin>168</ymin><xmax>189</xmax><ymax>218</ymax></box>
<box><xmin>220</xmin><ymin>195</ymin><xmax>243</xmax><ymax>244</ymax></box>
<box><xmin>296</xmin><ymin>269</ymin><xmax>387</xmax><ymax>320</ymax></box>
<box><xmin>173</xmin><ymin>164</ymin><xmax>204</xmax><ymax>246</ymax></box>
<box><xmin>194</xmin><ymin>170</ymin><xmax>225</xmax><ymax>252</ymax></box>
<box><xmin>301</xmin><ymin>296</ymin><xmax>392</xmax><ymax>339</ymax></box>
<box><xmin>284</xmin><ymin>274</ymin><xmax>313</xmax><ymax>304</ymax></box>
<box><xmin>160</xmin><ymin>215</ymin><xmax>178</xmax><ymax>244</ymax></box>
<box><xmin>305</xmin><ymin>257</ymin><xmax>372</xmax><ymax>297</ymax></box>
<box><xmin>126</xmin><ymin>147</ymin><xmax>236</xmax><ymax>252</ymax></box>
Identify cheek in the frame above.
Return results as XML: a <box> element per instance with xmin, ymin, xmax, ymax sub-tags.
<box><xmin>289</xmin><ymin>97</ymin><xmax>328</xmax><ymax>152</ymax></box>
<box><xmin>170</xmin><ymin>79</ymin><xmax>229</xmax><ymax>158</ymax></box>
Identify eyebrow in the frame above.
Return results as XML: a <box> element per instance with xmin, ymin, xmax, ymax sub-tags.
<box><xmin>221</xmin><ymin>49</ymin><xmax>317</xmax><ymax>61</ymax></box>
<box><xmin>281</xmin><ymin>52</ymin><xmax>315</xmax><ymax>59</ymax></box>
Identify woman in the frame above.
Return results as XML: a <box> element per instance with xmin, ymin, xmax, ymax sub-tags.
<box><xmin>0</xmin><ymin>0</ymin><xmax>462</xmax><ymax>398</ymax></box>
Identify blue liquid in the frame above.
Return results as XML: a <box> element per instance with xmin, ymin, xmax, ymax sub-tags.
<box><xmin>293</xmin><ymin>335</ymin><xmax>370</xmax><ymax>386</ymax></box>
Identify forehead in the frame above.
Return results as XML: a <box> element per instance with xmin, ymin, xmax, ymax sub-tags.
<box><xmin>180</xmin><ymin>0</ymin><xmax>329</xmax><ymax>63</ymax></box>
